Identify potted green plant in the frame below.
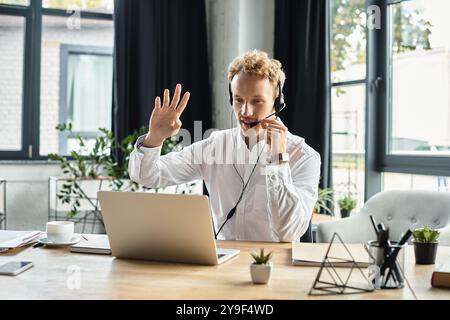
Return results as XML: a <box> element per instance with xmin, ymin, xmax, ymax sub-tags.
<box><xmin>250</xmin><ymin>248</ymin><xmax>273</xmax><ymax>284</ymax></box>
<box><xmin>314</xmin><ymin>188</ymin><xmax>335</xmax><ymax>216</ymax></box>
<box><xmin>337</xmin><ymin>195</ymin><xmax>357</xmax><ymax>218</ymax></box>
<box><xmin>412</xmin><ymin>226</ymin><xmax>440</xmax><ymax>265</ymax></box>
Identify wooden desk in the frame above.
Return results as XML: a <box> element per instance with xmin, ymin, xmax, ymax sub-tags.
<box><xmin>0</xmin><ymin>237</ymin><xmax>449</xmax><ymax>300</ymax></box>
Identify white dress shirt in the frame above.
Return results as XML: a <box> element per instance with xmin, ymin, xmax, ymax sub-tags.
<box><xmin>128</xmin><ymin>126</ymin><xmax>321</xmax><ymax>242</ymax></box>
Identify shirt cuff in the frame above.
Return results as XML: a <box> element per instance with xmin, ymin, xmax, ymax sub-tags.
<box><xmin>265</xmin><ymin>162</ymin><xmax>293</xmax><ymax>185</ymax></box>
<box><xmin>135</xmin><ymin>134</ymin><xmax>162</xmax><ymax>156</ymax></box>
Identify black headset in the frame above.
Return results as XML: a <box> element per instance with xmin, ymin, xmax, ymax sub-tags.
<box><xmin>228</xmin><ymin>81</ymin><xmax>286</xmax><ymax>116</ymax></box>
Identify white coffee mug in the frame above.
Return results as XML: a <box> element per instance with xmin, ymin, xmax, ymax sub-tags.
<box><xmin>46</xmin><ymin>221</ymin><xmax>74</xmax><ymax>243</ymax></box>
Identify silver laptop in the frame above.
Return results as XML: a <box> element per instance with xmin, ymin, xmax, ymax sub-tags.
<box><xmin>98</xmin><ymin>191</ymin><xmax>240</xmax><ymax>265</ymax></box>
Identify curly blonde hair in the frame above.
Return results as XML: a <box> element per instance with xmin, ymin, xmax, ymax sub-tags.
<box><xmin>227</xmin><ymin>50</ymin><xmax>286</xmax><ymax>89</ymax></box>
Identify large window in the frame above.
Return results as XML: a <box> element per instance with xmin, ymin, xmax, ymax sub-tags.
<box><xmin>57</xmin><ymin>44</ymin><xmax>113</xmax><ymax>155</ymax></box>
<box><xmin>0</xmin><ymin>0</ymin><xmax>29</xmax><ymax>5</ymax></box>
<box><xmin>0</xmin><ymin>0</ymin><xmax>113</xmax><ymax>159</ymax></box>
<box><xmin>330</xmin><ymin>0</ymin><xmax>367</xmax><ymax>212</ymax></box>
<box><xmin>0</xmin><ymin>14</ymin><xmax>26</xmax><ymax>151</ymax></box>
<box><xmin>383</xmin><ymin>172</ymin><xmax>450</xmax><ymax>192</ymax></box>
<box><xmin>365</xmin><ymin>0</ymin><xmax>450</xmax><ymax>196</ymax></box>
<box><xmin>40</xmin><ymin>15</ymin><xmax>113</xmax><ymax>156</ymax></box>
<box><xmin>42</xmin><ymin>0</ymin><xmax>113</xmax><ymax>13</ymax></box>
<box><xmin>388</xmin><ymin>0</ymin><xmax>450</xmax><ymax>157</ymax></box>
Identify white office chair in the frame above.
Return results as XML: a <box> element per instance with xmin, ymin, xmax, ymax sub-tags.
<box><xmin>316</xmin><ymin>190</ymin><xmax>450</xmax><ymax>245</ymax></box>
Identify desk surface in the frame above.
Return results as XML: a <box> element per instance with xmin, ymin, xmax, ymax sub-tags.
<box><xmin>0</xmin><ymin>237</ymin><xmax>449</xmax><ymax>300</ymax></box>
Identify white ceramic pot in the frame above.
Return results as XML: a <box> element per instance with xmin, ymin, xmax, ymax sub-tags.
<box><xmin>250</xmin><ymin>262</ymin><xmax>273</xmax><ymax>284</ymax></box>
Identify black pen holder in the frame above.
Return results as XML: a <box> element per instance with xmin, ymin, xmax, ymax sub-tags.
<box><xmin>367</xmin><ymin>240</ymin><xmax>407</xmax><ymax>289</ymax></box>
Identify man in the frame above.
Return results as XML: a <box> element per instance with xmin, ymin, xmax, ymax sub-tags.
<box><xmin>129</xmin><ymin>50</ymin><xmax>321</xmax><ymax>242</ymax></box>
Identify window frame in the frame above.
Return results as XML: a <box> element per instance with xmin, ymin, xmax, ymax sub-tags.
<box><xmin>0</xmin><ymin>0</ymin><xmax>113</xmax><ymax>160</ymax></box>
<box><xmin>58</xmin><ymin>44</ymin><xmax>113</xmax><ymax>155</ymax></box>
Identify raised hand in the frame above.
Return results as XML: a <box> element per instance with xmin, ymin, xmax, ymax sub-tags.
<box><xmin>143</xmin><ymin>84</ymin><xmax>190</xmax><ymax>147</ymax></box>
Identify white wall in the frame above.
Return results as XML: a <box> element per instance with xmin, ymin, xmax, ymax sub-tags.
<box><xmin>205</xmin><ymin>0</ymin><xmax>275</xmax><ymax>129</ymax></box>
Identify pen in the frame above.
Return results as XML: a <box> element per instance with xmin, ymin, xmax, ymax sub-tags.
<box><xmin>381</xmin><ymin>229</ymin><xmax>412</xmax><ymax>283</ymax></box>
<box><xmin>397</xmin><ymin>229</ymin><xmax>413</xmax><ymax>247</ymax></box>
<box><xmin>369</xmin><ymin>215</ymin><xmax>379</xmax><ymax>236</ymax></box>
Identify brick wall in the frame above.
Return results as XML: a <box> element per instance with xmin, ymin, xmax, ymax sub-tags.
<box><xmin>0</xmin><ymin>16</ymin><xmax>25</xmax><ymax>151</ymax></box>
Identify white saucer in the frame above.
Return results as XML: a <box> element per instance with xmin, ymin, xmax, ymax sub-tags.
<box><xmin>39</xmin><ymin>235</ymin><xmax>82</xmax><ymax>247</ymax></box>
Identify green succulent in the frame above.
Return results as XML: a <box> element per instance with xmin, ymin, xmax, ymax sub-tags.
<box><xmin>338</xmin><ymin>195</ymin><xmax>358</xmax><ymax>211</ymax></box>
<box><xmin>251</xmin><ymin>248</ymin><xmax>273</xmax><ymax>265</ymax></box>
<box><xmin>412</xmin><ymin>226</ymin><xmax>440</xmax><ymax>243</ymax></box>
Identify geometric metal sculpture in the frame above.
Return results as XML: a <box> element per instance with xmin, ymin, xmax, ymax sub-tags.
<box><xmin>309</xmin><ymin>232</ymin><xmax>375</xmax><ymax>295</ymax></box>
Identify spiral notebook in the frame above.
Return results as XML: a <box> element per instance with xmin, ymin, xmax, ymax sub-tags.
<box><xmin>70</xmin><ymin>234</ymin><xmax>111</xmax><ymax>255</ymax></box>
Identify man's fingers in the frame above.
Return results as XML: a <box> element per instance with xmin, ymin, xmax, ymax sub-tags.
<box><xmin>267</xmin><ymin>128</ymin><xmax>282</xmax><ymax>136</ymax></box>
<box><xmin>269</xmin><ymin>124</ymin><xmax>286</xmax><ymax>132</ymax></box>
<box><xmin>263</xmin><ymin>123</ymin><xmax>285</xmax><ymax>132</ymax></box>
<box><xmin>176</xmin><ymin>91</ymin><xmax>190</xmax><ymax>114</ymax></box>
<box><xmin>261</xmin><ymin>118</ymin><xmax>286</xmax><ymax>128</ymax></box>
<box><xmin>170</xmin><ymin>84</ymin><xmax>182</xmax><ymax>109</ymax></box>
<box><xmin>262</xmin><ymin>121</ymin><xmax>287</xmax><ymax>132</ymax></box>
<box><xmin>163</xmin><ymin>89</ymin><xmax>170</xmax><ymax>108</ymax></box>
<box><xmin>267</xmin><ymin>128</ymin><xmax>282</xmax><ymax>144</ymax></box>
<box><xmin>265</xmin><ymin>130</ymin><xmax>272</xmax><ymax>145</ymax></box>
<box><xmin>154</xmin><ymin>96</ymin><xmax>161</xmax><ymax>110</ymax></box>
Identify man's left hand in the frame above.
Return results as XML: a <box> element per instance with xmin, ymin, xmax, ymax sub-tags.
<box><xmin>261</xmin><ymin>118</ymin><xmax>287</xmax><ymax>156</ymax></box>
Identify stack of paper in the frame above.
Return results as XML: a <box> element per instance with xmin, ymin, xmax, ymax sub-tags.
<box><xmin>0</xmin><ymin>230</ymin><xmax>45</xmax><ymax>253</ymax></box>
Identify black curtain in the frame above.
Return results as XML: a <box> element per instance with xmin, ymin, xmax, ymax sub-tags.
<box><xmin>113</xmin><ymin>0</ymin><xmax>212</xmax><ymax>145</ymax></box>
<box><xmin>274</xmin><ymin>0</ymin><xmax>332</xmax><ymax>241</ymax></box>
<box><xmin>274</xmin><ymin>0</ymin><xmax>332</xmax><ymax>190</ymax></box>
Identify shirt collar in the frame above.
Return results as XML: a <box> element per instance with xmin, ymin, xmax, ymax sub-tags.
<box><xmin>234</xmin><ymin>127</ymin><xmax>266</xmax><ymax>153</ymax></box>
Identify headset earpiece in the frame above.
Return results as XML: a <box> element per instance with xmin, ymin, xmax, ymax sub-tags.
<box><xmin>274</xmin><ymin>82</ymin><xmax>285</xmax><ymax>114</ymax></box>
<box><xmin>228</xmin><ymin>83</ymin><xmax>233</xmax><ymax>106</ymax></box>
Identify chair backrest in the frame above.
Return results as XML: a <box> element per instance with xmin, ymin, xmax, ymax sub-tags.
<box><xmin>317</xmin><ymin>190</ymin><xmax>450</xmax><ymax>244</ymax></box>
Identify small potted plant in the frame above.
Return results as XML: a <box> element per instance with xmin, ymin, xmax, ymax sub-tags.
<box><xmin>250</xmin><ymin>248</ymin><xmax>273</xmax><ymax>284</ymax></box>
<box><xmin>337</xmin><ymin>195</ymin><xmax>357</xmax><ymax>218</ymax></box>
<box><xmin>314</xmin><ymin>188</ymin><xmax>335</xmax><ymax>215</ymax></box>
<box><xmin>412</xmin><ymin>226</ymin><xmax>440</xmax><ymax>265</ymax></box>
